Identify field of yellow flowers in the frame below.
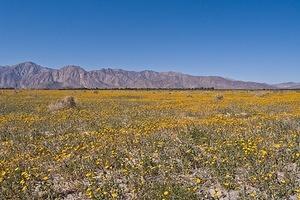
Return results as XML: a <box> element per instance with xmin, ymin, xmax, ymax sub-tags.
<box><xmin>0</xmin><ymin>90</ymin><xmax>299</xmax><ymax>199</ymax></box>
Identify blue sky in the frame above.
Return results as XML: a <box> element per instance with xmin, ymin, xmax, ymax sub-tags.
<box><xmin>0</xmin><ymin>0</ymin><xmax>299</xmax><ymax>83</ymax></box>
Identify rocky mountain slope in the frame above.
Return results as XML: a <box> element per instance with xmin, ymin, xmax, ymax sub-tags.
<box><xmin>0</xmin><ymin>62</ymin><xmax>277</xmax><ymax>89</ymax></box>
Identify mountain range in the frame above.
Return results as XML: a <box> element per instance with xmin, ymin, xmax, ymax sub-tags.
<box><xmin>0</xmin><ymin>62</ymin><xmax>298</xmax><ymax>89</ymax></box>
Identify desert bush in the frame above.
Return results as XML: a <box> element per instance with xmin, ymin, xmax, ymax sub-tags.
<box><xmin>215</xmin><ymin>94</ymin><xmax>224</xmax><ymax>101</ymax></box>
<box><xmin>48</xmin><ymin>96</ymin><xmax>77</xmax><ymax>111</ymax></box>
<box><xmin>255</xmin><ymin>91</ymin><xmax>270</xmax><ymax>97</ymax></box>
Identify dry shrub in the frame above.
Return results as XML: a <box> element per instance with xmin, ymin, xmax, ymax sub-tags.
<box><xmin>255</xmin><ymin>91</ymin><xmax>270</xmax><ymax>97</ymax></box>
<box><xmin>215</xmin><ymin>94</ymin><xmax>224</xmax><ymax>101</ymax></box>
<box><xmin>48</xmin><ymin>96</ymin><xmax>77</xmax><ymax>111</ymax></box>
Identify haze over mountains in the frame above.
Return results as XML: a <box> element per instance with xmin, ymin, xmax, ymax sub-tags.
<box><xmin>0</xmin><ymin>62</ymin><xmax>298</xmax><ymax>89</ymax></box>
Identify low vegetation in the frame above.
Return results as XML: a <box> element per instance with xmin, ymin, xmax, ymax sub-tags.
<box><xmin>0</xmin><ymin>90</ymin><xmax>299</xmax><ymax>199</ymax></box>
<box><xmin>48</xmin><ymin>96</ymin><xmax>77</xmax><ymax>111</ymax></box>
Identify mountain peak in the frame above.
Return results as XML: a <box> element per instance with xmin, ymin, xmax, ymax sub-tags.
<box><xmin>15</xmin><ymin>61</ymin><xmax>39</xmax><ymax>67</ymax></box>
<box><xmin>11</xmin><ymin>62</ymin><xmax>42</xmax><ymax>76</ymax></box>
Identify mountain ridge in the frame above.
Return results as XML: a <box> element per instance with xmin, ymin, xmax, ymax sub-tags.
<box><xmin>273</xmin><ymin>82</ymin><xmax>300</xmax><ymax>89</ymax></box>
<box><xmin>0</xmin><ymin>62</ymin><xmax>296</xmax><ymax>89</ymax></box>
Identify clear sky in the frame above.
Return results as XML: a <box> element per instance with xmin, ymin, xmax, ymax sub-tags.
<box><xmin>0</xmin><ymin>0</ymin><xmax>299</xmax><ymax>83</ymax></box>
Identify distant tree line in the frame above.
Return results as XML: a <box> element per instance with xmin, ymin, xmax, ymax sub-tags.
<box><xmin>57</xmin><ymin>87</ymin><xmax>216</xmax><ymax>91</ymax></box>
<box><xmin>0</xmin><ymin>87</ymin><xmax>215</xmax><ymax>90</ymax></box>
<box><xmin>1</xmin><ymin>87</ymin><xmax>299</xmax><ymax>91</ymax></box>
